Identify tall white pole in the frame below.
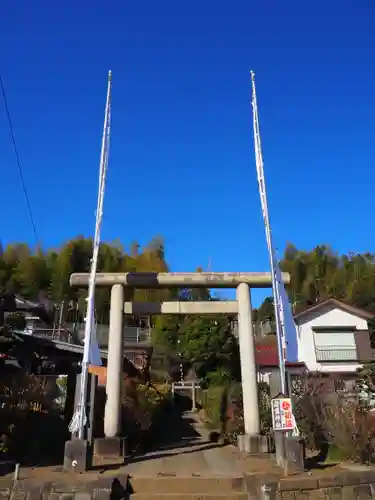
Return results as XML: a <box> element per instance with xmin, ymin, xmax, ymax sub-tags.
<box><xmin>250</xmin><ymin>71</ymin><xmax>286</xmax><ymax>395</ymax></box>
<box><xmin>69</xmin><ymin>71</ymin><xmax>112</xmax><ymax>439</ymax></box>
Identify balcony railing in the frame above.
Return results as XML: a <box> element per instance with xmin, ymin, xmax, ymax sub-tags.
<box><xmin>123</xmin><ymin>327</ymin><xmax>151</xmax><ymax>344</ymax></box>
<box><xmin>17</xmin><ymin>327</ymin><xmax>73</xmax><ymax>344</ymax></box>
<box><xmin>28</xmin><ymin>324</ymin><xmax>152</xmax><ymax>346</ymax></box>
<box><xmin>315</xmin><ymin>346</ymin><xmax>358</xmax><ymax>362</ymax></box>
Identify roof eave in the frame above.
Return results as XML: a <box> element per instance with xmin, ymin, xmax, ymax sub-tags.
<box><xmin>294</xmin><ymin>298</ymin><xmax>374</xmax><ymax>322</ymax></box>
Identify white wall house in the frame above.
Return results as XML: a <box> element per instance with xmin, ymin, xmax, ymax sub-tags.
<box><xmin>295</xmin><ymin>298</ymin><xmax>374</xmax><ymax>374</ymax></box>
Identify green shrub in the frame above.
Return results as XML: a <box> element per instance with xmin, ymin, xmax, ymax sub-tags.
<box><xmin>200</xmin><ymin>382</ymin><xmax>272</xmax><ymax>444</ymax></box>
<box><xmin>204</xmin><ymin>368</ymin><xmax>232</xmax><ymax>388</ymax></box>
<box><xmin>121</xmin><ymin>380</ymin><xmax>171</xmax><ymax>454</ymax></box>
<box><xmin>200</xmin><ymin>385</ymin><xmax>225</xmax><ymax>428</ymax></box>
<box><xmin>149</xmin><ymin>370</ymin><xmax>170</xmax><ymax>384</ymax></box>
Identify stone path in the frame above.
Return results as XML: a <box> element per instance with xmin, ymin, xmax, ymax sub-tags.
<box><xmin>125</xmin><ymin>411</ymin><xmax>243</xmax><ymax>478</ymax></box>
<box><xmin>0</xmin><ymin>410</ymin><xmax>249</xmax><ymax>499</ymax></box>
<box><xmin>4</xmin><ymin>407</ymin><xmax>371</xmax><ymax>498</ymax></box>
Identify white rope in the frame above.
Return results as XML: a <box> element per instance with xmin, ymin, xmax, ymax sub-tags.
<box><xmin>69</xmin><ymin>406</ymin><xmax>87</xmax><ymax>434</ymax></box>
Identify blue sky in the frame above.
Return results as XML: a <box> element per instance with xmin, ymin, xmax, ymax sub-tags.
<box><xmin>1</xmin><ymin>1</ymin><xmax>375</xmax><ymax>304</ymax></box>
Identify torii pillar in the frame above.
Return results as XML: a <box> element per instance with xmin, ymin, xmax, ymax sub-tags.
<box><xmin>236</xmin><ymin>283</ymin><xmax>260</xmax><ymax>436</ymax></box>
<box><xmin>105</xmin><ymin>284</ymin><xmax>124</xmax><ymax>438</ymax></box>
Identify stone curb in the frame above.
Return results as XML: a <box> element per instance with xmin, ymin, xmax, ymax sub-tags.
<box><xmin>245</xmin><ymin>469</ymin><xmax>375</xmax><ymax>500</ymax></box>
<box><xmin>278</xmin><ymin>470</ymin><xmax>375</xmax><ymax>491</ymax></box>
<box><xmin>3</xmin><ymin>469</ymin><xmax>375</xmax><ymax>500</ymax></box>
<box><xmin>0</xmin><ymin>473</ymin><xmax>130</xmax><ymax>500</ymax></box>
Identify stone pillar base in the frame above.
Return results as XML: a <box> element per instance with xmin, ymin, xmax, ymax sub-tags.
<box><xmin>285</xmin><ymin>436</ymin><xmax>305</xmax><ymax>473</ymax></box>
<box><xmin>237</xmin><ymin>433</ymin><xmax>269</xmax><ymax>454</ymax></box>
<box><xmin>94</xmin><ymin>437</ymin><xmax>127</xmax><ymax>463</ymax></box>
<box><xmin>63</xmin><ymin>439</ymin><xmax>92</xmax><ymax>473</ymax></box>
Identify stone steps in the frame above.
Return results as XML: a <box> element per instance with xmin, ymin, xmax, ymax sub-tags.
<box><xmin>129</xmin><ymin>476</ymin><xmax>248</xmax><ymax>499</ymax></box>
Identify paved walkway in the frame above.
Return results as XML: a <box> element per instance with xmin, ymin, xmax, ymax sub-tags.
<box><xmin>125</xmin><ymin>411</ymin><xmax>243</xmax><ymax>478</ymax></box>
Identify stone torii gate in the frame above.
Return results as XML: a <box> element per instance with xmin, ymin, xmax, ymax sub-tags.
<box><xmin>69</xmin><ymin>271</ymin><xmax>290</xmax><ymax>456</ymax></box>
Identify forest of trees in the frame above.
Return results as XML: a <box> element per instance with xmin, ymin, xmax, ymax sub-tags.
<box><xmin>254</xmin><ymin>244</ymin><xmax>375</xmax><ymax>324</ymax></box>
<box><xmin>1</xmin><ymin>238</ymin><xmax>375</xmax><ymax>322</ymax></box>
<box><xmin>2</xmin><ymin>237</ymin><xmax>375</xmax><ymax>384</ymax></box>
<box><xmin>0</xmin><ymin>235</ymin><xmax>169</xmax><ymax>324</ymax></box>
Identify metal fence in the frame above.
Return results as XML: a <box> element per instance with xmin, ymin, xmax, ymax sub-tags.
<box><xmin>30</xmin><ymin>325</ymin><xmax>152</xmax><ymax>346</ymax></box>
<box><xmin>18</xmin><ymin>327</ymin><xmax>72</xmax><ymax>344</ymax></box>
<box><xmin>315</xmin><ymin>347</ymin><xmax>358</xmax><ymax>362</ymax></box>
<box><xmin>123</xmin><ymin>327</ymin><xmax>152</xmax><ymax>344</ymax></box>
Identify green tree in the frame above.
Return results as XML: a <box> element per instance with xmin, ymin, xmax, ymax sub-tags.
<box><xmin>179</xmin><ymin>315</ymin><xmax>240</xmax><ymax>386</ymax></box>
<box><xmin>279</xmin><ymin>244</ymin><xmax>375</xmax><ymax>313</ymax></box>
<box><xmin>0</xmin><ymin>235</ymin><xmax>170</xmax><ymax>325</ymax></box>
<box><xmin>254</xmin><ymin>296</ymin><xmax>274</xmax><ymax>323</ymax></box>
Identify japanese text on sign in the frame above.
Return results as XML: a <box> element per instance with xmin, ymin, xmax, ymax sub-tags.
<box><xmin>271</xmin><ymin>397</ymin><xmax>295</xmax><ymax>431</ymax></box>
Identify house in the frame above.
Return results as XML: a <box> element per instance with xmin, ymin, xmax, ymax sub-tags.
<box><xmin>254</xmin><ymin>298</ymin><xmax>375</xmax><ymax>396</ymax></box>
<box><xmin>0</xmin><ymin>294</ymin><xmax>150</xmax><ymax>379</ymax></box>
<box><xmin>254</xmin><ymin>298</ymin><xmax>375</xmax><ymax>375</ymax></box>
<box><xmin>294</xmin><ymin>298</ymin><xmax>374</xmax><ymax>374</ymax></box>
<box><xmin>1</xmin><ymin>294</ymin><xmax>54</xmax><ymax>331</ymax></box>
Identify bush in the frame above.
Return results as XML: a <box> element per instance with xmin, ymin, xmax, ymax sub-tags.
<box><xmin>0</xmin><ymin>373</ymin><xmax>69</xmax><ymax>464</ymax></box>
<box><xmin>323</xmin><ymin>401</ymin><xmax>375</xmax><ymax>463</ymax></box>
<box><xmin>204</xmin><ymin>368</ymin><xmax>233</xmax><ymax>388</ymax></box>
<box><xmin>121</xmin><ymin>380</ymin><xmax>171</xmax><ymax>454</ymax></box>
<box><xmin>0</xmin><ymin>410</ymin><xmax>69</xmax><ymax>464</ymax></box>
<box><xmin>200</xmin><ymin>386</ymin><xmax>224</xmax><ymax>428</ymax></box>
<box><xmin>149</xmin><ymin>370</ymin><xmax>170</xmax><ymax>384</ymax></box>
<box><xmin>292</xmin><ymin>374</ymin><xmax>328</xmax><ymax>451</ymax></box>
<box><xmin>200</xmin><ymin>382</ymin><xmax>272</xmax><ymax>444</ymax></box>
<box><xmin>225</xmin><ymin>383</ymin><xmax>244</xmax><ymax>443</ymax></box>
<box><xmin>293</xmin><ymin>374</ymin><xmax>375</xmax><ymax>463</ymax></box>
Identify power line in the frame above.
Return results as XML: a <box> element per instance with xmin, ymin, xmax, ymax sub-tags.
<box><xmin>0</xmin><ymin>75</ymin><xmax>39</xmax><ymax>243</ymax></box>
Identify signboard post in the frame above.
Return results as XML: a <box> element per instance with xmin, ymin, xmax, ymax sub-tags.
<box><xmin>271</xmin><ymin>397</ymin><xmax>295</xmax><ymax>432</ymax></box>
<box><xmin>271</xmin><ymin>396</ymin><xmax>296</xmax><ymax>474</ymax></box>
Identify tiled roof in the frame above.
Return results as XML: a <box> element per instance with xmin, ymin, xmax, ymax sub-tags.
<box><xmin>255</xmin><ymin>335</ymin><xmax>303</xmax><ymax>367</ymax></box>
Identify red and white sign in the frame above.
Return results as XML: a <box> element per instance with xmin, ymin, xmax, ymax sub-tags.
<box><xmin>271</xmin><ymin>397</ymin><xmax>295</xmax><ymax>431</ymax></box>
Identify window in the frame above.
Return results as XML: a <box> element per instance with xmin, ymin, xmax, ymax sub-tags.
<box><xmin>314</xmin><ymin>329</ymin><xmax>357</xmax><ymax>362</ymax></box>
